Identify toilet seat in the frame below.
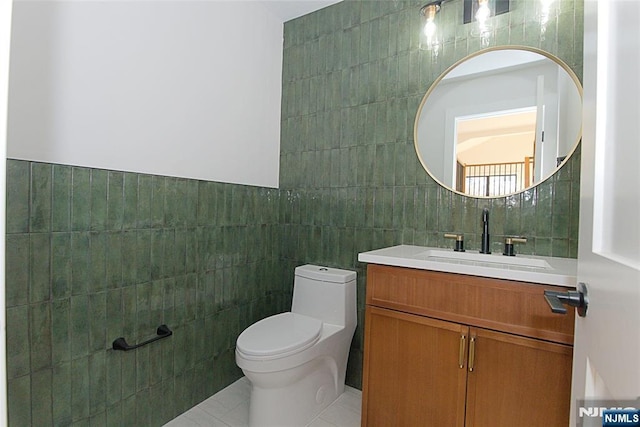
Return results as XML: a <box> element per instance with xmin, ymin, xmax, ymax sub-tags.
<box><xmin>236</xmin><ymin>312</ymin><xmax>322</xmax><ymax>360</ymax></box>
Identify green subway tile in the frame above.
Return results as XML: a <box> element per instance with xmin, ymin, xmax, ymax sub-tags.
<box><xmin>91</xmin><ymin>169</ymin><xmax>108</xmax><ymax>231</ymax></box>
<box><xmin>7</xmin><ymin>160</ymin><xmax>30</xmax><ymax>233</ymax></box>
<box><xmin>52</xmin><ymin>164</ymin><xmax>72</xmax><ymax>231</ymax></box>
<box><xmin>32</xmin><ymin>368</ymin><xmax>53</xmax><ymax>426</ymax></box>
<box><xmin>148</xmin><ymin>383</ymin><xmax>164</xmax><ymax>426</ymax></box>
<box><xmin>71</xmin><ymin>232</ymin><xmax>90</xmax><ymax>296</ymax></box>
<box><xmin>150</xmin><ymin>229</ymin><xmax>164</xmax><ymax>280</ymax></box>
<box><xmin>173</xmin><ymin>325</ymin><xmax>187</xmax><ymax>374</ymax></box>
<box><xmin>6</xmin><ymin>305</ymin><xmax>30</xmax><ymax>379</ymax></box>
<box><xmin>6</xmin><ymin>233</ymin><xmax>29</xmax><ymax>306</ymax></box>
<box><xmin>184</xmin><ymin>325</ymin><xmax>196</xmax><ymax>378</ymax></box>
<box><xmin>135</xmin><ymin>388</ymin><xmax>150</xmax><ymax>426</ymax></box>
<box><xmin>30</xmin><ymin>301</ymin><xmax>52</xmax><ymax>371</ymax></box>
<box><xmin>136</xmin><ymin>346</ymin><xmax>150</xmax><ymax>392</ymax></box>
<box><xmin>90</xmin><ymin>412</ymin><xmax>107</xmax><ymax>427</ymax></box>
<box><xmin>107</xmin><ymin>171</ymin><xmax>124</xmax><ymax>230</ymax></box>
<box><xmin>8</xmin><ymin>375</ymin><xmax>31</xmax><ymax>426</ymax></box>
<box><xmin>504</xmin><ymin>195</ymin><xmax>523</xmax><ymax>235</ymax></box>
<box><xmin>202</xmin><ymin>270</ymin><xmax>215</xmax><ymax>317</ymax></box>
<box><xmin>53</xmin><ymin>362</ymin><xmax>72</xmax><ymax>426</ymax></box>
<box><xmin>30</xmin><ymin>233</ymin><xmax>51</xmax><ymax>303</ymax></box>
<box><xmin>121</xmin><ymin>231</ymin><xmax>137</xmax><ymax>286</ymax></box>
<box><xmin>89</xmin><ymin>232</ymin><xmax>107</xmax><ymax>294</ymax></box>
<box><xmin>52</xmin><ymin>298</ymin><xmax>71</xmax><ymax>364</ymax></box>
<box><xmin>165</xmin><ymin>177</ymin><xmax>178</xmax><ymax>227</ymax></box>
<box><xmin>535</xmin><ymin>237</ymin><xmax>553</xmax><ymax>256</ymax></box>
<box><xmin>30</xmin><ymin>162</ymin><xmax>52</xmax><ymax>232</ymax></box>
<box><xmin>137</xmin><ymin>175</ymin><xmax>152</xmax><ymax>229</ymax></box>
<box><xmin>105</xmin><ymin>351</ymin><xmax>122</xmax><ymax>404</ymax></box>
<box><xmin>554</xmin><ymin>180</ymin><xmax>572</xmax><ymax>207</ymax></box>
<box><xmin>136</xmin><ymin>282</ymin><xmax>152</xmax><ymax>341</ymax></box>
<box><xmin>89</xmin><ymin>352</ymin><xmax>107</xmax><ymax>415</ymax></box>
<box><xmin>151</xmin><ymin>175</ymin><xmax>166</xmax><ymax>228</ymax></box>
<box><xmin>52</xmin><ymin>233</ymin><xmax>72</xmax><ymax>299</ymax></box>
<box><xmin>552</xmin><ymin>214</ymin><xmax>571</xmax><ymax>239</ymax></box>
<box><xmin>161</xmin><ymin>342</ymin><xmax>175</xmax><ymax>390</ymax></box>
<box><xmin>185</xmin><ymin>179</ymin><xmax>199</xmax><ymax>226</ymax></box>
<box><xmin>175</xmin><ymin>229</ymin><xmax>188</xmax><ymax>277</ymax></box>
<box><xmin>149</xmin><ymin>343</ymin><xmax>163</xmax><ymax>387</ymax></box>
<box><xmin>120</xmin><ymin>349</ymin><xmax>136</xmax><ymax>400</ymax></box>
<box><xmin>106</xmin><ymin>402</ymin><xmax>122</xmax><ymax>427</ymax></box>
<box><xmin>122</xmin><ymin>173</ymin><xmax>138</xmax><ymax>230</ymax></box>
<box><xmin>71</xmin><ymin>356</ymin><xmax>90</xmax><ymax>421</ymax></box>
<box><xmin>72</xmin><ymin>167</ymin><xmax>91</xmax><ymax>231</ymax></box>
<box><xmin>106</xmin><ymin>289</ymin><xmax>123</xmax><ymax>351</ymax></box>
<box><xmin>121</xmin><ymin>287</ymin><xmax>137</xmax><ymax>349</ymax></box>
<box><xmin>106</xmin><ymin>232</ymin><xmax>122</xmax><ymax>289</ymax></box>
<box><xmin>150</xmin><ymin>281</ymin><xmax>164</xmax><ymax>331</ymax></box>
<box><xmin>163</xmin><ymin>278</ymin><xmax>176</xmax><ymax>329</ymax></box>
<box><xmin>197</xmin><ymin>181</ymin><xmax>214</xmax><ymax>226</ymax></box>
<box><xmin>229</xmin><ymin>186</ymin><xmax>244</xmax><ymax>225</ymax></box>
<box><xmin>121</xmin><ymin>394</ymin><xmax>136</xmax><ymax>424</ymax></box>
<box><xmin>71</xmin><ymin>418</ymin><xmax>91</xmax><ymax>427</ymax></box>
<box><xmin>185</xmin><ymin>273</ymin><xmax>197</xmax><ymax>322</ymax></box>
<box><xmin>89</xmin><ymin>293</ymin><xmax>107</xmax><ymax>352</ymax></box>
<box><xmin>551</xmin><ymin>238</ymin><xmax>570</xmax><ymax>258</ymax></box>
<box><xmin>71</xmin><ymin>295</ymin><xmax>90</xmax><ymax>359</ymax></box>
<box><xmin>136</xmin><ymin>230</ymin><xmax>151</xmax><ymax>284</ymax></box>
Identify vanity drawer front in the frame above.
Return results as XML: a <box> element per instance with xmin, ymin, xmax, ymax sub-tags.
<box><xmin>365</xmin><ymin>264</ymin><xmax>575</xmax><ymax>345</ymax></box>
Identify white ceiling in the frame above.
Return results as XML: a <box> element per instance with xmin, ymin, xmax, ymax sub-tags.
<box><xmin>259</xmin><ymin>0</ymin><xmax>343</xmax><ymax>22</ymax></box>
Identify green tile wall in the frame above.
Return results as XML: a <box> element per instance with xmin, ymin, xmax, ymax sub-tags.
<box><xmin>280</xmin><ymin>0</ymin><xmax>583</xmax><ymax>389</ymax></box>
<box><xmin>6</xmin><ymin>160</ymin><xmax>286</xmax><ymax>426</ymax></box>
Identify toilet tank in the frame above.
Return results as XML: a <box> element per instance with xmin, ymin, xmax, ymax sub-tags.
<box><xmin>291</xmin><ymin>265</ymin><xmax>357</xmax><ymax>328</ymax></box>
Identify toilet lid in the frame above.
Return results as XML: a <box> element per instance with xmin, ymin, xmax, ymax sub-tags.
<box><xmin>236</xmin><ymin>312</ymin><xmax>322</xmax><ymax>358</ymax></box>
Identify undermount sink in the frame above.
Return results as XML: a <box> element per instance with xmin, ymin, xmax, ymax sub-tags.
<box><xmin>418</xmin><ymin>249</ymin><xmax>552</xmax><ymax>269</ymax></box>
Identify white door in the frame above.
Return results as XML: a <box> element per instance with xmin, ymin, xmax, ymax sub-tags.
<box><xmin>570</xmin><ymin>1</ymin><xmax>640</xmax><ymax>426</ymax></box>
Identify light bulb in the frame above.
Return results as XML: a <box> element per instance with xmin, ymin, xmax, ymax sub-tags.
<box><xmin>424</xmin><ymin>19</ymin><xmax>436</xmax><ymax>39</ymax></box>
<box><xmin>475</xmin><ymin>0</ymin><xmax>490</xmax><ymax>28</ymax></box>
<box><xmin>420</xmin><ymin>3</ymin><xmax>440</xmax><ymax>50</ymax></box>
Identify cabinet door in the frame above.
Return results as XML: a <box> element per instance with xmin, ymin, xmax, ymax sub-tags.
<box><xmin>465</xmin><ymin>328</ymin><xmax>573</xmax><ymax>427</ymax></box>
<box><xmin>362</xmin><ymin>306</ymin><xmax>468</xmax><ymax>427</ymax></box>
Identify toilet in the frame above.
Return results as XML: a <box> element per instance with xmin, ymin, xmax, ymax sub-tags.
<box><xmin>235</xmin><ymin>265</ymin><xmax>357</xmax><ymax>427</ymax></box>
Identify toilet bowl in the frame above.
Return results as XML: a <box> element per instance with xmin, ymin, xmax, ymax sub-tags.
<box><xmin>235</xmin><ymin>265</ymin><xmax>357</xmax><ymax>427</ymax></box>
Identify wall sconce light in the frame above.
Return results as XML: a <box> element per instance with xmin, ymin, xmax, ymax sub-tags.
<box><xmin>464</xmin><ymin>0</ymin><xmax>510</xmax><ymax>47</ymax></box>
<box><xmin>419</xmin><ymin>1</ymin><xmax>442</xmax><ymax>56</ymax></box>
<box><xmin>420</xmin><ymin>0</ymin><xmax>510</xmax><ymax>54</ymax></box>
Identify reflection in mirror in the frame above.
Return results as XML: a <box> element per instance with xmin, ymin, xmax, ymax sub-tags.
<box><xmin>414</xmin><ymin>47</ymin><xmax>582</xmax><ymax>198</ymax></box>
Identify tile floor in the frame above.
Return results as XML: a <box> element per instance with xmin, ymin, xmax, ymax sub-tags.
<box><xmin>163</xmin><ymin>377</ymin><xmax>362</xmax><ymax>427</ymax></box>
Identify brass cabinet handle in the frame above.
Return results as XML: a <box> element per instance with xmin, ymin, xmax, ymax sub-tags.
<box><xmin>468</xmin><ymin>336</ymin><xmax>476</xmax><ymax>372</ymax></box>
<box><xmin>458</xmin><ymin>334</ymin><xmax>467</xmax><ymax>368</ymax></box>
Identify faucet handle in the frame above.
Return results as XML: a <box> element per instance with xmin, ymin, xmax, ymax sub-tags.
<box><xmin>503</xmin><ymin>237</ymin><xmax>527</xmax><ymax>256</ymax></box>
<box><xmin>444</xmin><ymin>233</ymin><xmax>465</xmax><ymax>252</ymax></box>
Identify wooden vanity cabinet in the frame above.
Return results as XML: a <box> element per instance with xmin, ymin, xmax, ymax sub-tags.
<box><xmin>361</xmin><ymin>264</ymin><xmax>575</xmax><ymax>427</ymax></box>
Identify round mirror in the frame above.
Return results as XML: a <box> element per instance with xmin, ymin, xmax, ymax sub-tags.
<box><xmin>414</xmin><ymin>46</ymin><xmax>582</xmax><ymax>198</ymax></box>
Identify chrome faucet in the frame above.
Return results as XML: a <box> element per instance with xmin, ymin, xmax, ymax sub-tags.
<box><xmin>480</xmin><ymin>208</ymin><xmax>491</xmax><ymax>254</ymax></box>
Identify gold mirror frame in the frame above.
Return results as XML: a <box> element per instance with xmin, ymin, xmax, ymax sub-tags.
<box><xmin>414</xmin><ymin>46</ymin><xmax>583</xmax><ymax>198</ymax></box>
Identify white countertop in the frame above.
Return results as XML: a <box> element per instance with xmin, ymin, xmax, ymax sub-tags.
<box><xmin>358</xmin><ymin>245</ymin><xmax>577</xmax><ymax>287</ymax></box>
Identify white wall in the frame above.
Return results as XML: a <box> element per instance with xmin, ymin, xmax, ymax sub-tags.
<box><xmin>8</xmin><ymin>0</ymin><xmax>284</xmax><ymax>188</ymax></box>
